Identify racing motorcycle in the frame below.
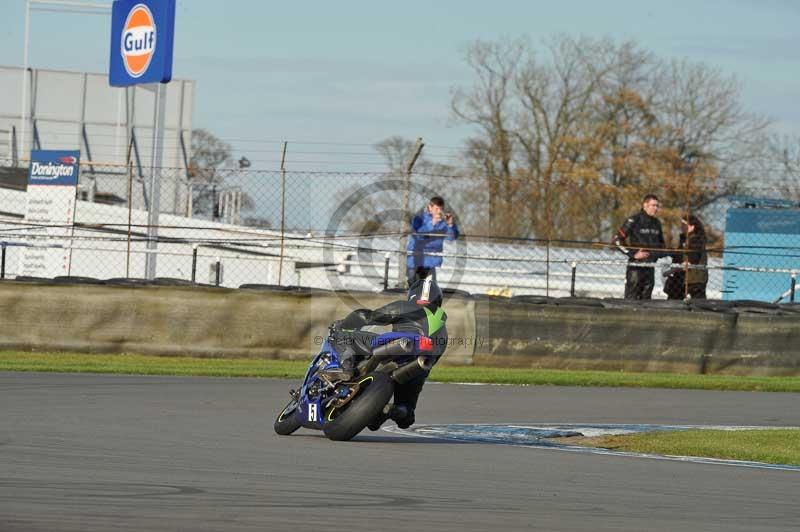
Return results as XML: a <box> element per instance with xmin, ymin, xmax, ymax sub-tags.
<box><xmin>273</xmin><ymin>324</ymin><xmax>436</xmax><ymax>441</ymax></box>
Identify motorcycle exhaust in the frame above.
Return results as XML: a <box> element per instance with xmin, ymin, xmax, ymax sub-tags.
<box><xmin>361</xmin><ymin>337</ymin><xmax>414</xmax><ymax>374</ymax></box>
<box><xmin>372</xmin><ymin>337</ymin><xmax>414</xmax><ymax>358</ymax></box>
<box><xmin>391</xmin><ymin>356</ymin><xmax>433</xmax><ymax>385</ymax></box>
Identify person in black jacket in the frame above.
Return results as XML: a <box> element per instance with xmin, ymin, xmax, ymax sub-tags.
<box><xmin>614</xmin><ymin>194</ymin><xmax>666</xmax><ymax>299</ymax></box>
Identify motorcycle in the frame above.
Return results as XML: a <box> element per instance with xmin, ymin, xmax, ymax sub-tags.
<box><xmin>274</xmin><ymin>324</ymin><xmax>436</xmax><ymax>441</ymax></box>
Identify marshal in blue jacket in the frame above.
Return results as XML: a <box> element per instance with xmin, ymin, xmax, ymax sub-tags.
<box><xmin>406</xmin><ymin>210</ymin><xmax>460</xmax><ymax>268</ymax></box>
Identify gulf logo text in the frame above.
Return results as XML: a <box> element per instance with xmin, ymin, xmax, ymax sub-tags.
<box><xmin>121</xmin><ymin>4</ymin><xmax>157</xmax><ymax>78</ymax></box>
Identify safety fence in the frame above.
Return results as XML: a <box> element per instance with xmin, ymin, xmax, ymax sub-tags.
<box><xmin>2</xmin><ymin>159</ymin><xmax>800</xmax><ymax>303</ymax></box>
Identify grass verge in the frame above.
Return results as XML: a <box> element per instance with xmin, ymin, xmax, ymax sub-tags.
<box><xmin>1</xmin><ymin>351</ymin><xmax>800</xmax><ymax>392</ymax></box>
<box><xmin>560</xmin><ymin>429</ymin><xmax>800</xmax><ymax>466</ymax></box>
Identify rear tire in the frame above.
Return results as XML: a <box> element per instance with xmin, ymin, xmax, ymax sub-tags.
<box><xmin>274</xmin><ymin>399</ymin><xmax>302</xmax><ymax>436</ymax></box>
<box><xmin>323</xmin><ymin>372</ymin><xmax>394</xmax><ymax>441</ymax></box>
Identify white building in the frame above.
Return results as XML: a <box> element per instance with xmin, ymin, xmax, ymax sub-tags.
<box><xmin>0</xmin><ymin>65</ymin><xmax>194</xmax><ymax>214</ymax></box>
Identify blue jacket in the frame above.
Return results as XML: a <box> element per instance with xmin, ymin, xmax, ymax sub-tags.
<box><xmin>406</xmin><ymin>210</ymin><xmax>460</xmax><ymax>268</ymax></box>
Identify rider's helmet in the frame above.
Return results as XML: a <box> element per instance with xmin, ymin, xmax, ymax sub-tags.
<box><xmin>407</xmin><ymin>275</ymin><xmax>443</xmax><ymax>310</ymax></box>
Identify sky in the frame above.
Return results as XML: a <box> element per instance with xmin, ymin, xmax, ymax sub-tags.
<box><xmin>1</xmin><ymin>0</ymin><xmax>799</xmax><ymax>171</ymax></box>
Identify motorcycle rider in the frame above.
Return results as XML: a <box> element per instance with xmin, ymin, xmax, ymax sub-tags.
<box><xmin>332</xmin><ymin>275</ymin><xmax>447</xmax><ymax>429</ymax></box>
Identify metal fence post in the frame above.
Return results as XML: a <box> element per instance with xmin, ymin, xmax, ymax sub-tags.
<box><xmin>570</xmin><ymin>261</ymin><xmax>577</xmax><ymax>297</ymax></box>
<box><xmin>215</xmin><ymin>256</ymin><xmax>221</xmax><ymax>287</ymax></box>
<box><xmin>398</xmin><ymin>138</ymin><xmax>424</xmax><ymax>289</ymax></box>
<box><xmin>545</xmin><ymin>239</ymin><xmax>551</xmax><ymax>296</ymax></box>
<box><xmin>277</xmin><ymin>141</ymin><xmax>288</xmax><ymax>285</ymax></box>
<box><xmin>791</xmin><ymin>272</ymin><xmax>797</xmax><ymax>303</ymax></box>
<box><xmin>191</xmin><ymin>244</ymin><xmax>198</xmax><ymax>283</ymax></box>
<box><xmin>383</xmin><ymin>252</ymin><xmax>391</xmax><ymax>291</ymax></box>
<box><xmin>1</xmin><ymin>242</ymin><xmax>6</xmax><ymax>279</ymax></box>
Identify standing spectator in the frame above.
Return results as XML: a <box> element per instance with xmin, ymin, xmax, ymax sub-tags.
<box><xmin>614</xmin><ymin>194</ymin><xmax>665</xmax><ymax>299</ymax></box>
<box><xmin>664</xmin><ymin>214</ymin><xmax>708</xmax><ymax>300</ymax></box>
<box><xmin>406</xmin><ymin>196</ymin><xmax>459</xmax><ymax>286</ymax></box>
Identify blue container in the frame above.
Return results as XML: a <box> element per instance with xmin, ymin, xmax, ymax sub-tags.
<box><xmin>723</xmin><ymin>199</ymin><xmax>800</xmax><ymax>301</ymax></box>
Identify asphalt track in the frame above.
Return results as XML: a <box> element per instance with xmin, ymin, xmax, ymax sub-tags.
<box><xmin>1</xmin><ymin>372</ymin><xmax>799</xmax><ymax>532</ymax></box>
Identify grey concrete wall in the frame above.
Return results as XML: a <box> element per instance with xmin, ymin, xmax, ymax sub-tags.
<box><xmin>473</xmin><ymin>299</ymin><xmax>800</xmax><ymax>376</ymax></box>
<box><xmin>0</xmin><ymin>282</ymin><xmax>474</xmax><ymax>364</ymax></box>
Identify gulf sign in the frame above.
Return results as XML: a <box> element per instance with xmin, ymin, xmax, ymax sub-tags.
<box><xmin>109</xmin><ymin>0</ymin><xmax>176</xmax><ymax>87</ymax></box>
<box><xmin>28</xmin><ymin>150</ymin><xmax>81</xmax><ymax>187</ymax></box>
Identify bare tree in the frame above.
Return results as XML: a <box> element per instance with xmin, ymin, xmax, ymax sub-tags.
<box><xmin>450</xmin><ymin>35</ymin><xmax>771</xmax><ymax>242</ymax></box>
<box><xmin>189</xmin><ymin>128</ymin><xmax>255</xmax><ymax>220</ymax></box>
<box><xmin>333</xmin><ymin>136</ymin><xmax>461</xmax><ymax>234</ymax></box>
<box><xmin>374</xmin><ymin>135</ymin><xmax>455</xmax><ymax>175</ymax></box>
<box><xmin>764</xmin><ymin>134</ymin><xmax>800</xmax><ymax>198</ymax></box>
<box><xmin>189</xmin><ymin>128</ymin><xmax>232</xmax><ymax>182</ymax></box>
<box><xmin>451</xmin><ymin>39</ymin><xmax>524</xmax><ymax>236</ymax></box>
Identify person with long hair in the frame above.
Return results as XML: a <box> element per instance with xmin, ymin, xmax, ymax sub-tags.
<box><xmin>664</xmin><ymin>214</ymin><xmax>708</xmax><ymax>300</ymax></box>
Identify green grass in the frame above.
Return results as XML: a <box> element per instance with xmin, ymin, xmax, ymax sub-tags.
<box><xmin>0</xmin><ymin>352</ymin><xmax>304</xmax><ymax>378</ymax></box>
<box><xmin>574</xmin><ymin>429</ymin><xmax>800</xmax><ymax>466</ymax></box>
<box><xmin>1</xmin><ymin>351</ymin><xmax>800</xmax><ymax>392</ymax></box>
<box><xmin>429</xmin><ymin>366</ymin><xmax>800</xmax><ymax>392</ymax></box>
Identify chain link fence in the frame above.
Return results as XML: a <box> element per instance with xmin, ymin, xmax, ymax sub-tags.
<box><xmin>1</xmin><ymin>157</ymin><xmax>799</xmax><ymax>303</ymax></box>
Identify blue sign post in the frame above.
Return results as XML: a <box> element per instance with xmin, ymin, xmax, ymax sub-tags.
<box><xmin>109</xmin><ymin>0</ymin><xmax>176</xmax><ymax>279</ymax></box>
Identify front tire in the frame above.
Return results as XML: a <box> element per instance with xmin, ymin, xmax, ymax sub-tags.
<box><xmin>274</xmin><ymin>399</ymin><xmax>302</xmax><ymax>436</ymax></box>
<box><xmin>323</xmin><ymin>372</ymin><xmax>394</xmax><ymax>441</ymax></box>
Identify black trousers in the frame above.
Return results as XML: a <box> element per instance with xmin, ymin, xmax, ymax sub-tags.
<box><xmin>394</xmin><ymin>374</ymin><xmax>427</xmax><ymax>411</ymax></box>
<box><xmin>624</xmin><ymin>264</ymin><xmax>655</xmax><ymax>300</ymax></box>
<box><xmin>664</xmin><ymin>272</ymin><xmax>707</xmax><ymax>300</ymax></box>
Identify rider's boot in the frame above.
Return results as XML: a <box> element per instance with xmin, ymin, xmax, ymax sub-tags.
<box><xmin>368</xmin><ymin>403</ymin><xmax>410</xmax><ymax>431</ymax></box>
<box><xmin>390</xmin><ymin>404</ymin><xmax>414</xmax><ymax>429</ymax></box>
<box><xmin>391</xmin><ymin>377</ymin><xmax>425</xmax><ymax>429</ymax></box>
<box><xmin>339</xmin><ymin>346</ymin><xmax>357</xmax><ymax>380</ymax></box>
<box><xmin>320</xmin><ymin>346</ymin><xmax>356</xmax><ymax>382</ymax></box>
<box><xmin>318</xmin><ymin>367</ymin><xmax>354</xmax><ymax>382</ymax></box>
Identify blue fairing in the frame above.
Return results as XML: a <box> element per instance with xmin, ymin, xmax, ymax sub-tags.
<box><xmin>289</xmin><ymin>332</ymin><xmax>424</xmax><ymax>430</ymax></box>
<box><xmin>294</xmin><ymin>337</ymin><xmax>341</xmax><ymax>429</ymax></box>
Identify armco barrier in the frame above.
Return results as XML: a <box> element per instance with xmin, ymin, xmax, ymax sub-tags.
<box><xmin>1</xmin><ymin>281</ymin><xmax>798</xmax><ymax>375</ymax></box>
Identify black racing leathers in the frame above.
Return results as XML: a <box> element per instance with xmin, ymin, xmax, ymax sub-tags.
<box><xmin>614</xmin><ymin>210</ymin><xmax>665</xmax><ymax>300</ymax></box>
<box><xmin>338</xmin><ymin>300</ymin><xmax>448</xmax><ymax>428</ymax></box>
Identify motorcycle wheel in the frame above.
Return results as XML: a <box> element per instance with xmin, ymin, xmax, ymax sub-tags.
<box><xmin>274</xmin><ymin>398</ymin><xmax>302</xmax><ymax>436</ymax></box>
<box><xmin>323</xmin><ymin>372</ymin><xmax>394</xmax><ymax>441</ymax></box>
